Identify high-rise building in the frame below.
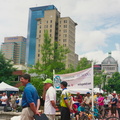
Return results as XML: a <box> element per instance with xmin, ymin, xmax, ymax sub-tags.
<box><xmin>1</xmin><ymin>36</ymin><xmax>26</xmax><ymax>65</ymax></box>
<box><xmin>27</xmin><ymin>5</ymin><xmax>78</xmax><ymax>68</ymax></box>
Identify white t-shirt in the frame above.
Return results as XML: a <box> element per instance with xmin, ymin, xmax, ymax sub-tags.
<box><xmin>18</xmin><ymin>98</ymin><xmax>22</xmax><ymax>106</ymax></box>
<box><xmin>104</xmin><ymin>99</ymin><xmax>110</xmax><ymax>105</ymax></box>
<box><xmin>44</xmin><ymin>86</ymin><xmax>56</xmax><ymax>114</ymax></box>
<box><xmin>1</xmin><ymin>95</ymin><xmax>8</xmax><ymax>105</ymax></box>
<box><xmin>108</xmin><ymin>94</ymin><xmax>113</xmax><ymax>100</ymax></box>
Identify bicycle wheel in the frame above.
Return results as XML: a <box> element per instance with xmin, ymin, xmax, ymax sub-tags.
<box><xmin>82</xmin><ymin>115</ymin><xmax>89</xmax><ymax>120</ymax></box>
<box><xmin>91</xmin><ymin>111</ymin><xmax>103</xmax><ymax>120</ymax></box>
<box><xmin>106</xmin><ymin>117</ymin><xmax>119</xmax><ymax>120</ymax></box>
<box><xmin>80</xmin><ymin>114</ymin><xmax>89</xmax><ymax>120</ymax></box>
<box><xmin>103</xmin><ymin>109</ymin><xmax>109</xmax><ymax>118</ymax></box>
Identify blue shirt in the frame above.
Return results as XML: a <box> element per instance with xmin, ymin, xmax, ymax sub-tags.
<box><xmin>111</xmin><ymin>97</ymin><xmax>118</xmax><ymax>106</ymax></box>
<box><xmin>78</xmin><ymin>106</ymin><xmax>85</xmax><ymax>112</ymax></box>
<box><xmin>22</xmin><ymin>83</ymin><xmax>39</xmax><ymax>107</ymax></box>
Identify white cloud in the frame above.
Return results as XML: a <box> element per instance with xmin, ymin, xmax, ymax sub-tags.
<box><xmin>103</xmin><ymin>25</ymin><xmax>120</xmax><ymax>35</ymax></box>
<box><xmin>115</xmin><ymin>43</ymin><xmax>120</xmax><ymax>51</ymax></box>
<box><xmin>79</xmin><ymin>51</ymin><xmax>107</xmax><ymax>64</ymax></box>
<box><xmin>76</xmin><ymin>30</ymin><xmax>107</xmax><ymax>53</ymax></box>
<box><xmin>73</xmin><ymin>0</ymin><xmax>120</xmax><ymax>21</ymax></box>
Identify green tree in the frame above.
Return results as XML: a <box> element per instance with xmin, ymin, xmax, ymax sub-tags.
<box><xmin>76</xmin><ymin>57</ymin><xmax>91</xmax><ymax>71</ymax></box>
<box><xmin>52</xmin><ymin>41</ymin><xmax>69</xmax><ymax>73</ymax></box>
<box><xmin>106</xmin><ymin>72</ymin><xmax>120</xmax><ymax>93</ymax></box>
<box><xmin>31</xmin><ymin>77</ymin><xmax>44</xmax><ymax>95</ymax></box>
<box><xmin>58</xmin><ymin>64</ymin><xmax>75</xmax><ymax>74</ymax></box>
<box><xmin>28</xmin><ymin>31</ymin><xmax>69</xmax><ymax>95</ymax></box>
<box><xmin>0</xmin><ymin>51</ymin><xmax>16</xmax><ymax>84</ymax></box>
<box><xmin>29</xmin><ymin>30</ymin><xmax>69</xmax><ymax>78</ymax></box>
<box><xmin>94</xmin><ymin>72</ymin><xmax>104</xmax><ymax>88</ymax></box>
<box><xmin>41</xmin><ymin>30</ymin><xmax>53</xmax><ymax>67</ymax></box>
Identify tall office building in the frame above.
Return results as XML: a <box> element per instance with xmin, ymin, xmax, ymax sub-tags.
<box><xmin>1</xmin><ymin>36</ymin><xmax>26</xmax><ymax>65</ymax></box>
<box><xmin>27</xmin><ymin>5</ymin><xmax>78</xmax><ymax>68</ymax></box>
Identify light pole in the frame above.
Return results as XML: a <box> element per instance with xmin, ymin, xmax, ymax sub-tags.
<box><xmin>103</xmin><ymin>71</ymin><xmax>107</xmax><ymax>91</ymax></box>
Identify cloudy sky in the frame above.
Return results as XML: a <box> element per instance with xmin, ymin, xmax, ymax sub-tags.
<box><xmin>0</xmin><ymin>0</ymin><xmax>120</xmax><ymax>70</ymax></box>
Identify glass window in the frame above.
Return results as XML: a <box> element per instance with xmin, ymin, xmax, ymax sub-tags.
<box><xmin>63</xmin><ymin>29</ymin><xmax>67</xmax><ymax>33</ymax></box>
<box><xmin>64</xmin><ymin>25</ymin><xmax>67</xmax><ymax>28</ymax></box>
<box><xmin>40</xmin><ymin>20</ymin><xmax>42</xmax><ymax>24</ymax></box>
<box><xmin>63</xmin><ymin>34</ymin><xmax>67</xmax><ymax>37</ymax></box>
<box><xmin>63</xmin><ymin>39</ymin><xmax>66</xmax><ymax>42</ymax></box>
<box><xmin>64</xmin><ymin>20</ymin><xmax>67</xmax><ymax>23</ymax></box>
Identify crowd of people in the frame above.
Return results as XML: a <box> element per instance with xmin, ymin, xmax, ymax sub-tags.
<box><xmin>1</xmin><ymin>74</ymin><xmax>120</xmax><ymax>120</ymax></box>
<box><xmin>70</xmin><ymin>92</ymin><xmax>120</xmax><ymax>120</ymax></box>
<box><xmin>0</xmin><ymin>92</ymin><xmax>22</xmax><ymax>111</ymax></box>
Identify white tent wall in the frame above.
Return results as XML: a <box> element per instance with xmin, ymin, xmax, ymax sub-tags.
<box><xmin>56</xmin><ymin>88</ymin><xmax>103</xmax><ymax>94</ymax></box>
<box><xmin>0</xmin><ymin>82</ymin><xmax>19</xmax><ymax>91</ymax></box>
<box><xmin>68</xmin><ymin>88</ymin><xmax>91</xmax><ymax>94</ymax></box>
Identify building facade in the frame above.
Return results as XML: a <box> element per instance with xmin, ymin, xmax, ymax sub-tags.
<box><xmin>1</xmin><ymin>36</ymin><xmax>26</xmax><ymax>65</ymax></box>
<box><xmin>101</xmin><ymin>52</ymin><xmax>118</xmax><ymax>75</ymax></box>
<box><xmin>26</xmin><ymin>5</ymin><xmax>78</xmax><ymax>68</ymax></box>
<box><xmin>26</xmin><ymin>5</ymin><xmax>57</xmax><ymax>66</ymax></box>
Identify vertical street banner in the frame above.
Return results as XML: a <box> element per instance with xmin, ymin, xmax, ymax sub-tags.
<box><xmin>53</xmin><ymin>67</ymin><xmax>93</xmax><ymax>90</ymax></box>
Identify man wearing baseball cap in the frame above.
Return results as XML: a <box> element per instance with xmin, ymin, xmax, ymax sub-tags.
<box><xmin>42</xmin><ymin>78</ymin><xmax>56</xmax><ymax>120</ymax></box>
<box><xmin>83</xmin><ymin>92</ymin><xmax>92</xmax><ymax>105</ymax></box>
<box><xmin>111</xmin><ymin>93</ymin><xmax>117</xmax><ymax>117</ymax></box>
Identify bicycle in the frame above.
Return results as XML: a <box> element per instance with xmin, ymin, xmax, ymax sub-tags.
<box><xmin>83</xmin><ymin>105</ymin><xmax>103</xmax><ymax>120</ymax></box>
<box><xmin>83</xmin><ymin>105</ymin><xmax>119</xmax><ymax>120</ymax></box>
<box><xmin>106</xmin><ymin>116</ymin><xmax>119</xmax><ymax>120</ymax></box>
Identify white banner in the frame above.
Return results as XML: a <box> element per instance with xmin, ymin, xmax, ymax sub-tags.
<box><xmin>54</xmin><ymin>67</ymin><xmax>93</xmax><ymax>90</ymax></box>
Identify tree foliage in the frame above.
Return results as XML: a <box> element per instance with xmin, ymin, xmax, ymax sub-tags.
<box><xmin>28</xmin><ymin>31</ymin><xmax>70</xmax><ymax>95</ymax></box>
<box><xmin>30</xmin><ymin>77</ymin><xmax>44</xmax><ymax>95</ymax></box>
<box><xmin>29</xmin><ymin>30</ymin><xmax>69</xmax><ymax>78</ymax></box>
<box><xmin>94</xmin><ymin>74</ymin><xmax>102</xmax><ymax>87</ymax></box>
<box><xmin>105</xmin><ymin>72</ymin><xmax>120</xmax><ymax>93</ymax></box>
<box><xmin>76</xmin><ymin>57</ymin><xmax>91</xmax><ymax>71</ymax></box>
<box><xmin>0</xmin><ymin>51</ymin><xmax>17</xmax><ymax>84</ymax></box>
<box><xmin>94</xmin><ymin>71</ymin><xmax>105</xmax><ymax>88</ymax></box>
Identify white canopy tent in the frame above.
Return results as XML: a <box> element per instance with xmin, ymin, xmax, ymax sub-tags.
<box><xmin>68</xmin><ymin>88</ymin><xmax>103</xmax><ymax>94</ymax></box>
<box><xmin>93</xmin><ymin>88</ymin><xmax>104</xmax><ymax>93</ymax></box>
<box><xmin>56</xmin><ymin>88</ymin><xmax>103</xmax><ymax>94</ymax></box>
<box><xmin>0</xmin><ymin>82</ymin><xmax>19</xmax><ymax>91</ymax></box>
<box><xmin>68</xmin><ymin>88</ymin><xmax>91</xmax><ymax>94</ymax></box>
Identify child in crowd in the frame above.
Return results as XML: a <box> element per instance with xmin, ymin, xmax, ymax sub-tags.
<box><xmin>75</xmin><ymin>102</ymin><xmax>85</xmax><ymax>120</ymax></box>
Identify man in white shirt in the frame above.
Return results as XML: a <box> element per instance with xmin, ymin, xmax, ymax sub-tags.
<box><xmin>83</xmin><ymin>92</ymin><xmax>92</xmax><ymax>105</ymax></box>
<box><xmin>42</xmin><ymin>78</ymin><xmax>56</xmax><ymax>120</ymax></box>
<box><xmin>108</xmin><ymin>93</ymin><xmax>113</xmax><ymax>101</ymax></box>
<box><xmin>1</xmin><ymin>92</ymin><xmax>8</xmax><ymax>106</ymax></box>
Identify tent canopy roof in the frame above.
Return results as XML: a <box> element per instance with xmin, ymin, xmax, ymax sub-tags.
<box><xmin>0</xmin><ymin>82</ymin><xmax>19</xmax><ymax>91</ymax></box>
